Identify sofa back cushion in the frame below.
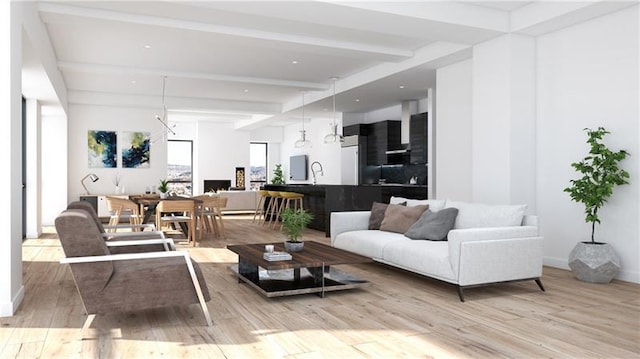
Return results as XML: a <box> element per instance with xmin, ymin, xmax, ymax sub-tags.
<box><xmin>380</xmin><ymin>204</ymin><xmax>428</xmax><ymax>234</ymax></box>
<box><xmin>445</xmin><ymin>200</ymin><xmax>527</xmax><ymax>229</ymax></box>
<box><xmin>390</xmin><ymin>196</ymin><xmax>446</xmax><ymax>212</ymax></box>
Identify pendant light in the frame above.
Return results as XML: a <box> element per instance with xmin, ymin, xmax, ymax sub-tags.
<box><xmin>323</xmin><ymin>77</ymin><xmax>344</xmax><ymax>144</ymax></box>
<box><xmin>294</xmin><ymin>91</ymin><xmax>312</xmax><ymax>148</ymax></box>
<box><xmin>152</xmin><ymin>76</ymin><xmax>176</xmax><ymax>143</ymax></box>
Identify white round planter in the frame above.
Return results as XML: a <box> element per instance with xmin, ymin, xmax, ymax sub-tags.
<box><xmin>284</xmin><ymin>241</ymin><xmax>304</xmax><ymax>252</ymax></box>
<box><xmin>568</xmin><ymin>242</ymin><xmax>620</xmax><ymax>283</ymax></box>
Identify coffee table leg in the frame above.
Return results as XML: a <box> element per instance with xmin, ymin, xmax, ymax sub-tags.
<box><xmin>294</xmin><ymin>268</ymin><xmax>301</xmax><ymax>282</ymax></box>
<box><xmin>238</xmin><ymin>257</ymin><xmax>259</xmax><ymax>284</ymax></box>
<box><xmin>307</xmin><ymin>263</ymin><xmax>326</xmax><ymax>298</ymax></box>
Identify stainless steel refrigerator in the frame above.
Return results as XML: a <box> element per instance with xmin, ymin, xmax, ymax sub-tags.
<box><xmin>341</xmin><ymin>136</ymin><xmax>361</xmax><ymax>185</ymax></box>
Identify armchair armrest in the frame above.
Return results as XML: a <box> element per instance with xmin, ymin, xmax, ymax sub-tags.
<box><xmin>104</xmin><ymin>223</ymin><xmax>156</xmax><ymax>231</ymax></box>
<box><xmin>105</xmin><ymin>237</ymin><xmax>175</xmax><ymax>251</ymax></box>
<box><xmin>102</xmin><ymin>230</ymin><xmax>165</xmax><ymax>239</ymax></box>
<box><xmin>330</xmin><ymin>211</ymin><xmax>371</xmax><ymax>245</ymax></box>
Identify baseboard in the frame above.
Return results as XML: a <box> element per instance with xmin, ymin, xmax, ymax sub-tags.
<box><xmin>0</xmin><ymin>285</ymin><xmax>24</xmax><ymax>317</ymax></box>
<box><xmin>544</xmin><ymin>256</ymin><xmax>640</xmax><ymax>284</ymax></box>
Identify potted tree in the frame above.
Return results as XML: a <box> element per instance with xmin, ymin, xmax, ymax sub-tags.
<box><xmin>281</xmin><ymin>207</ymin><xmax>313</xmax><ymax>252</ymax></box>
<box><xmin>158</xmin><ymin>179</ymin><xmax>169</xmax><ymax>199</ymax></box>
<box><xmin>564</xmin><ymin>127</ymin><xmax>630</xmax><ymax>283</ymax></box>
<box><xmin>271</xmin><ymin>164</ymin><xmax>285</xmax><ymax>184</ymax></box>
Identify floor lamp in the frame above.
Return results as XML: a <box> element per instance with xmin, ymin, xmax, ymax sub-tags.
<box><xmin>81</xmin><ymin>173</ymin><xmax>99</xmax><ymax>195</ymax></box>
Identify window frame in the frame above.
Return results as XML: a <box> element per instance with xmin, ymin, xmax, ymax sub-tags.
<box><xmin>249</xmin><ymin>142</ymin><xmax>268</xmax><ymax>190</ymax></box>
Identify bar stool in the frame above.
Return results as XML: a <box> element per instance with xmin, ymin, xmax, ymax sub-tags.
<box><xmin>253</xmin><ymin>190</ymin><xmax>270</xmax><ymax>224</ymax></box>
<box><xmin>264</xmin><ymin>191</ymin><xmax>282</xmax><ymax>227</ymax></box>
<box><xmin>277</xmin><ymin>192</ymin><xmax>304</xmax><ymax>229</ymax></box>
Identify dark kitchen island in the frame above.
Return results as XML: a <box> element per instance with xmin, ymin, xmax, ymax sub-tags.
<box><xmin>263</xmin><ymin>184</ymin><xmax>427</xmax><ymax>236</ymax></box>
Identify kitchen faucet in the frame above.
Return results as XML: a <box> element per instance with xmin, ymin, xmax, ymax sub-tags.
<box><xmin>311</xmin><ymin>161</ymin><xmax>324</xmax><ymax>185</ymax></box>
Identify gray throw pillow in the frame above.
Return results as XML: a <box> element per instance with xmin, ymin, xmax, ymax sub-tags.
<box><xmin>369</xmin><ymin>201</ymin><xmax>405</xmax><ymax>230</ymax></box>
<box><xmin>404</xmin><ymin>208</ymin><xmax>459</xmax><ymax>241</ymax></box>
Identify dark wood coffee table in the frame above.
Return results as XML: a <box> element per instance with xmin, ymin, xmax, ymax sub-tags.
<box><xmin>227</xmin><ymin>241</ymin><xmax>372</xmax><ymax>298</ymax></box>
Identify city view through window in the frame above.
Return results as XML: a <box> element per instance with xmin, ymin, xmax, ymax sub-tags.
<box><xmin>167</xmin><ymin>140</ymin><xmax>193</xmax><ymax>196</ymax></box>
<box><xmin>250</xmin><ymin>142</ymin><xmax>267</xmax><ymax>190</ymax></box>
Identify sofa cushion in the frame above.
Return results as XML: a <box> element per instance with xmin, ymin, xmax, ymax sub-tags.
<box><xmin>333</xmin><ymin>230</ymin><xmax>409</xmax><ymax>260</ymax></box>
<box><xmin>380</xmin><ymin>204</ymin><xmax>428</xmax><ymax>234</ymax></box>
<box><xmin>390</xmin><ymin>196</ymin><xmax>446</xmax><ymax>212</ymax></box>
<box><xmin>445</xmin><ymin>200</ymin><xmax>527</xmax><ymax>229</ymax></box>
<box><xmin>381</xmin><ymin>239</ymin><xmax>455</xmax><ymax>282</ymax></box>
<box><xmin>404</xmin><ymin>208</ymin><xmax>459</xmax><ymax>241</ymax></box>
<box><xmin>369</xmin><ymin>201</ymin><xmax>404</xmax><ymax>230</ymax></box>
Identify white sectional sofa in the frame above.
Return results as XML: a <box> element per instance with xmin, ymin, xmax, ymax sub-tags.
<box><xmin>330</xmin><ymin>197</ymin><xmax>545</xmax><ymax>301</ymax></box>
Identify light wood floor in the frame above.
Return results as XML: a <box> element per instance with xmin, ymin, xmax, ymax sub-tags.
<box><xmin>3</xmin><ymin>215</ymin><xmax>639</xmax><ymax>358</ymax></box>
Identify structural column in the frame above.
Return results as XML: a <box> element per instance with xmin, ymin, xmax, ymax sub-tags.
<box><xmin>471</xmin><ymin>34</ymin><xmax>537</xmax><ymax>210</ymax></box>
<box><xmin>0</xmin><ymin>2</ymin><xmax>25</xmax><ymax>316</ymax></box>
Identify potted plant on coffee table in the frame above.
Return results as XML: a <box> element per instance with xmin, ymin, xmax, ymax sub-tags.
<box><xmin>564</xmin><ymin>127</ymin><xmax>630</xmax><ymax>283</ymax></box>
<box><xmin>281</xmin><ymin>207</ymin><xmax>313</xmax><ymax>252</ymax></box>
<box><xmin>158</xmin><ymin>179</ymin><xmax>169</xmax><ymax>199</ymax></box>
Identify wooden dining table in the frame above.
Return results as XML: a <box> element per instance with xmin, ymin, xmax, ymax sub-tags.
<box><xmin>130</xmin><ymin>195</ymin><xmax>203</xmax><ymax>235</ymax></box>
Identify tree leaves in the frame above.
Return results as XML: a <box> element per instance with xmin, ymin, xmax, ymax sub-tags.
<box><xmin>563</xmin><ymin>127</ymin><xmax>630</xmax><ymax>243</ymax></box>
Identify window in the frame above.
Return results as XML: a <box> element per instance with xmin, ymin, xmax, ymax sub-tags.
<box><xmin>250</xmin><ymin>142</ymin><xmax>267</xmax><ymax>190</ymax></box>
<box><xmin>167</xmin><ymin>140</ymin><xmax>193</xmax><ymax>196</ymax></box>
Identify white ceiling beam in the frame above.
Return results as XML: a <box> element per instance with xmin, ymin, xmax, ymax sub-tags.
<box><xmin>511</xmin><ymin>1</ymin><xmax>638</xmax><ymax>36</ymax></box>
<box><xmin>38</xmin><ymin>2</ymin><xmax>413</xmax><ymax>61</ymax></box>
<box><xmin>58</xmin><ymin>61</ymin><xmax>328</xmax><ymax>90</ymax></box>
<box><xmin>324</xmin><ymin>1</ymin><xmax>510</xmax><ymax>33</ymax></box>
<box><xmin>67</xmin><ymin>90</ymin><xmax>281</xmax><ymax>114</ymax></box>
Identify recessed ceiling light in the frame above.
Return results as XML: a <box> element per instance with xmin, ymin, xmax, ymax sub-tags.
<box><xmin>323</xmin><ymin>108</ymin><xmax>328</xmax><ymax>112</ymax></box>
<box><xmin>244</xmin><ymin>89</ymin><xmax>249</xmax><ymax>93</ymax></box>
<box><xmin>291</xmin><ymin>60</ymin><xmax>298</xmax><ymax>64</ymax></box>
<box><xmin>143</xmin><ymin>44</ymin><xmax>151</xmax><ymax>49</ymax></box>
<box><xmin>130</xmin><ymin>80</ymin><xmax>137</xmax><ymax>84</ymax></box>
<box><xmin>355</xmin><ymin>98</ymin><xmax>360</xmax><ymax>102</ymax></box>
<box><xmin>399</xmin><ymin>85</ymin><xmax>405</xmax><ymax>89</ymax></box>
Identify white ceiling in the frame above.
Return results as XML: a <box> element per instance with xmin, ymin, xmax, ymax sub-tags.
<box><xmin>31</xmin><ymin>0</ymin><xmax>635</xmax><ymax>129</ymax></box>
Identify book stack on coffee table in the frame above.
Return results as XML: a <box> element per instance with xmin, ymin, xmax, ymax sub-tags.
<box><xmin>263</xmin><ymin>251</ymin><xmax>292</xmax><ymax>261</ymax></box>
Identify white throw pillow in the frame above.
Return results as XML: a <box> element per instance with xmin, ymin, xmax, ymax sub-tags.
<box><xmin>444</xmin><ymin>200</ymin><xmax>527</xmax><ymax>229</ymax></box>
<box><xmin>390</xmin><ymin>196</ymin><xmax>446</xmax><ymax>212</ymax></box>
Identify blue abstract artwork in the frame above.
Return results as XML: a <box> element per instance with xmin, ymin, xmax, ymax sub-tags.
<box><xmin>88</xmin><ymin>130</ymin><xmax>117</xmax><ymax>168</ymax></box>
<box><xmin>122</xmin><ymin>131</ymin><xmax>150</xmax><ymax>168</ymax></box>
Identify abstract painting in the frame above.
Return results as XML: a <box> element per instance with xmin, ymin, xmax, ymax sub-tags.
<box><xmin>122</xmin><ymin>131</ymin><xmax>150</xmax><ymax>168</ymax></box>
<box><xmin>88</xmin><ymin>130</ymin><xmax>117</xmax><ymax>168</ymax></box>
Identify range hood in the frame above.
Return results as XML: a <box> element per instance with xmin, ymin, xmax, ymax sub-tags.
<box><xmin>385</xmin><ymin>143</ymin><xmax>411</xmax><ymax>155</ymax></box>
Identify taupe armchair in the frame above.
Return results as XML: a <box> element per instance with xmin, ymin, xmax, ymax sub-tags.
<box><xmin>56</xmin><ymin>209</ymin><xmax>212</xmax><ymax>330</ymax></box>
<box><xmin>67</xmin><ymin>201</ymin><xmax>174</xmax><ymax>253</ymax></box>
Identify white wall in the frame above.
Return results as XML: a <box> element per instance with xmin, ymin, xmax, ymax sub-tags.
<box><xmin>41</xmin><ymin>115</ymin><xmax>67</xmax><ymax>225</ymax></box>
<box><xmin>435</xmin><ymin>59</ymin><xmax>473</xmax><ymax>201</ymax></box>
<box><xmin>25</xmin><ymin>99</ymin><xmax>41</xmax><ymax>237</ymax></box>
<box><xmin>67</xmin><ymin>104</ymin><xmax>167</xmax><ymax>201</ymax></box>
<box><xmin>280</xmin><ymin>117</ymin><xmax>342</xmax><ymax>185</ymax></box>
<box><xmin>195</xmin><ymin>122</ymin><xmax>251</xmax><ymax>193</ymax></box>
<box><xmin>536</xmin><ymin>6</ymin><xmax>639</xmax><ymax>282</ymax></box>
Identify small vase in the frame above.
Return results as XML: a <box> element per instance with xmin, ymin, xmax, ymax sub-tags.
<box><xmin>284</xmin><ymin>241</ymin><xmax>304</xmax><ymax>252</ymax></box>
<box><xmin>160</xmin><ymin>192</ymin><xmax>168</xmax><ymax>199</ymax></box>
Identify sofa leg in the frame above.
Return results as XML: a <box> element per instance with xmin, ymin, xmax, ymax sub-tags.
<box><xmin>535</xmin><ymin>278</ymin><xmax>546</xmax><ymax>292</ymax></box>
<box><xmin>457</xmin><ymin>286</ymin><xmax>465</xmax><ymax>302</ymax></box>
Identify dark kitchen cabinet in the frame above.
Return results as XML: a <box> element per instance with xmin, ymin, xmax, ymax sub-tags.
<box><xmin>410</xmin><ymin>113</ymin><xmax>428</xmax><ymax>164</ymax></box>
<box><xmin>366</xmin><ymin>120</ymin><xmax>401</xmax><ymax>165</ymax></box>
<box><xmin>343</xmin><ymin>124</ymin><xmax>369</xmax><ymax>137</ymax></box>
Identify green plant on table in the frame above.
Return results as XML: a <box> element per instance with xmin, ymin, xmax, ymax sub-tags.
<box><xmin>158</xmin><ymin>179</ymin><xmax>169</xmax><ymax>194</ymax></box>
<box><xmin>281</xmin><ymin>208</ymin><xmax>313</xmax><ymax>242</ymax></box>
<box><xmin>563</xmin><ymin>127</ymin><xmax>630</xmax><ymax>243</ymax></box>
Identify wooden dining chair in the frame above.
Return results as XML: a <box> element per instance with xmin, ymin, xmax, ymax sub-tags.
<box><xmin>155</xmin><ymin>199</ymin><xmax>199</xmax><ymax>246</ymax></box>
<box><xmin>105</xmin><ymin>196</ymin><xmax>142</xmax><ymax>232</ymax></box>
<box><xmin>191</xmin><ymin>195</ymin><xmax>219</xmax><ymax>237</ymax></box>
